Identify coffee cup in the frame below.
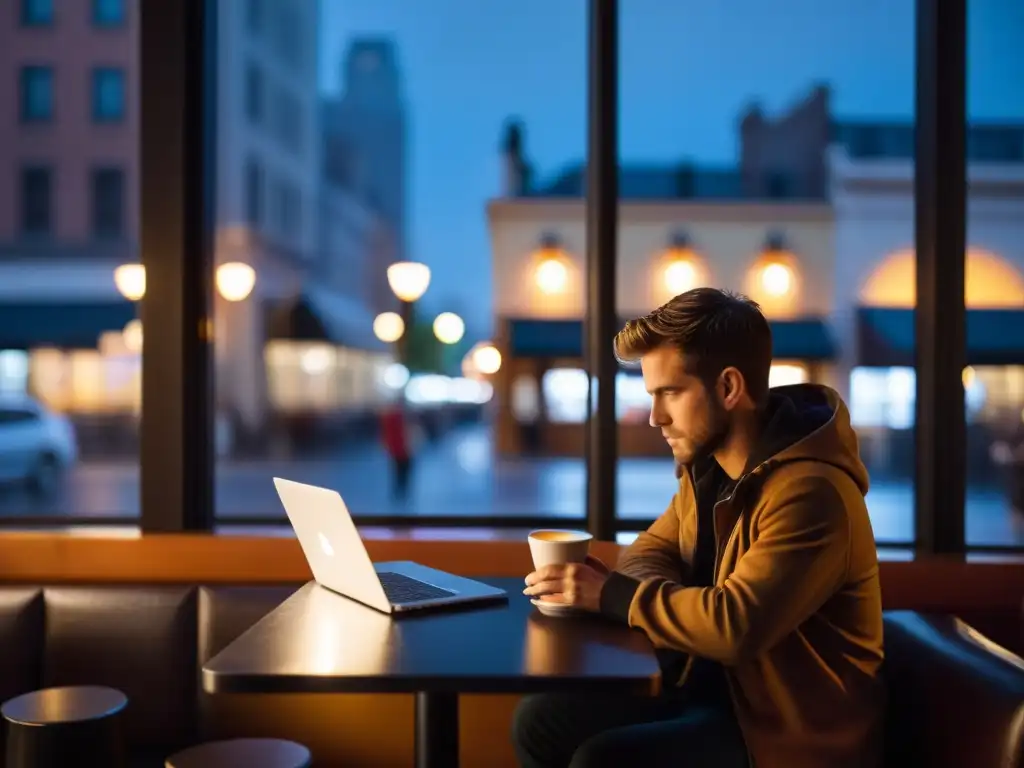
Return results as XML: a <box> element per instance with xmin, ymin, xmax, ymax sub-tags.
<box><xmin>528</xmin><ymin>529</ymin><xmax>593</xmax><ymax>571</ymax></box>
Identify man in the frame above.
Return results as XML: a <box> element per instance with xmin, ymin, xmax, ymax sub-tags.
<box><xmin>514</xmin><ymin>288</ymin><xmax>885</xmax><ymax>768</ymax></box>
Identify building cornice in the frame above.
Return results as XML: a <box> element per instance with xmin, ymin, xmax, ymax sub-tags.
<box><xmin>486</xmin><ymin>198</ymin><xmax>833</xmax><ymax>223</ymax></box>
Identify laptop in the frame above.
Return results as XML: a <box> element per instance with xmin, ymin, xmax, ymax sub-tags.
<box><xmin>273</xmin><ymin>477</ymin><xmax>508</xmax><ymax>614</ymax></box>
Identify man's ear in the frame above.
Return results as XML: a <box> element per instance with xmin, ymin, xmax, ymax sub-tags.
<box><xmin>719</xmin><ymin>367</ymin><xmax>745</xmax><ymax>409</ymax></box>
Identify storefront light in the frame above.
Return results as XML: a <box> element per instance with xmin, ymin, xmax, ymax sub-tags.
<box><xmin>533</xmin><ymin>233</ymin><xmax>570</xmax><ymax>295</ymax></box>
<box><xmin>662</xmin><ymin>232</ymin><xmax>701</xmax><ymax>295</ymax></box>
<box><xmin>758</xmin><ymin>232</ymin><xmax>796</xmax><ymax>298</ymax></box>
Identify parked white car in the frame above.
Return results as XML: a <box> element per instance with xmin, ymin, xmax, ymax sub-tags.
<box><xmin>0</xmin><ymin>397</ymin><xmax>77</xmax><ymax>496</ymax></box>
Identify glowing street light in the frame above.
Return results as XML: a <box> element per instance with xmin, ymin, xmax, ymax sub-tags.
<box><xmin>114</xmin><ymin>264</ymin><xmax>146</xmax><ymax>301</ymax></box>
<box><xmin>471</xmin><ymin>343</ymin><xmax>501</xmax><ymax>375</ymax></box>
<box><xmin>758</xmin><ymin>232</ymin><xmax>796</xmax><ymax>298</ymax></box>
<box><xmin>216</xmin><ymin>262</ymin><xmax>256</xmax><ymax>302</ymax></box>
<box><xmin>433</xmin><ymin>312</ymin><xmax>465</xmax><ymax>345</ymax></box>
<box><xmin>661</xmin><ymin>232</ymin><xmax>701</xmax><ymax>295</ymax></box>
<box><xmin>387</xmin><ymin>262</ymin><xmax>431</xmax><ymax>303</ymax></box>
<box><xmin>760</xmin><ymin>262</ymin><xmax>794</xmax><ymax>297</ymax></box>
<box><xmin>114</xmin><ymin>262</ymin><xmax>258</xmax><ymax>302</ymax></box>
<box><xmin>533</xmin><ymin>233</ymin><xmax>571</xmax><ymax>295</ymax></box>
<box><xmin>373</xmin><ymin>312</ymin><xmax>405</xmax><ymax>343</ymax></box>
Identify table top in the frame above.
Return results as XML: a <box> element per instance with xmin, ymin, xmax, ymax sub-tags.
<box><xmin>2</xmin><ymin>686</ymin><xmax>127</xmax><ymax>726</ymax></box>
<box><xmin>202</xmin><ymin>579</ymin><xmax>661</xmax><ymax>695</ymax></box>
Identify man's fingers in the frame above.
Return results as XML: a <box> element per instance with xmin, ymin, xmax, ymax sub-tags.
<box><xmin>525</xmin><ymin>564</ymin><xmax>566</xmax><ymax>586</ymax></box>
<box><xmin>523</xmin><ymin>579</ymin><xmax>565</xmax><ymax>597</ymax></box>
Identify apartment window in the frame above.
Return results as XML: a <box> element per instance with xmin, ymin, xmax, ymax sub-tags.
<box><xmin>245</xmin><ymin>158</ymin><xmax>264</xmax><ymax>226</ymax></box>
<box><xmin>92</xmin><ymin>68</ymin><xmax>125</xmax><ymax>121</ymax></box>
<box><xmin>20</xmin><ymin>166</ymin><xmax>52</xmax><ymax>236</ymax></box>
<box><xmin>21</xmin><ymin>0</ymin><xmax>53</xmax><ymax>26</ymax></box>
<box><xmin>274</xmin><ymin>4</ymin><xmax>303</xmax><ymax>69</ymax></box>
<box><xmin>274</xmin><ymin>87</ymin><xmax>303</xmax><ymax>154</ymax></box>
<box><xmin>247</xmin><ymin>0</ymin><xmax>264</xmax><ymax>34</ymax></box>
<box><xmin>91</xmin><ymin>167</ymin><xmax>124</xmax><ymax>238</ymax></box>
<box><xmin>92</xmin><ymin>0</ymin><xmax>125</xmax><ymax>26</ymax></box>
<box><xmin>245</xmin><ymin>64</ymin><xmax>264</xmax><ymax>125</ymax></box>
<box><xmin>274</xmin><ymin>180</ymin><xmax>301</xmax><ymax>237</ymax></box>
<box><xmin>19</xmin><ymin>66</ymin><xmax>53</xmax><ymax>122</ymax></box>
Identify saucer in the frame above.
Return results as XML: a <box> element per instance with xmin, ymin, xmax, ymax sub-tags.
<box><xmin>531</xmin><ymin>599</ymin><xmax>584</xmax><ymax>618</ymax></box>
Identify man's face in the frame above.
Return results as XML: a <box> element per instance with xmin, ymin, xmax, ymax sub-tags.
<box><xmin>640</xmin><ymin>345</ymin><xmax>729</xmax><ymax>466</ymax></box>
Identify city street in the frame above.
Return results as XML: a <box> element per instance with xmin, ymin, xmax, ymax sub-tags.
<box><xmin>0</xmin><ymin>423</ymin><xmax>1020</xmax><ymax>546</ymax></box>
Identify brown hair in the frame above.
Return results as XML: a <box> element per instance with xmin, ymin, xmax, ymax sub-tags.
<box><xmin>614</xmin><ymin>287</ymin><xmax>773</xmax><ymax>406</ymax></box>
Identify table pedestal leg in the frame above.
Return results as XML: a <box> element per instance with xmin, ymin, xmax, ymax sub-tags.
<box><xmin>414</xmin><ymin>691</ymin><xmax>459</xmax><ymax>768</ymax></box>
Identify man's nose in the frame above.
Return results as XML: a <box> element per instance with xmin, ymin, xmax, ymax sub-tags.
<box><xmin>650</xmin><ymin>404</ymin><xmax>668</xmax><ymax>428</ymax></box>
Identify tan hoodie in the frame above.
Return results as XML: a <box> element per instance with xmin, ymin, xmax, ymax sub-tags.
<box><xmin>600</xmin><ymin>385</ymin><xmax>885</xmax><ymax>768</ymax></box>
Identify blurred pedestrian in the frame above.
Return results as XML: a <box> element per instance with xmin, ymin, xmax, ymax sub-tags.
<box><xmin>380</xmin><ymin>400</ymin><xmax>421</xmax><ymax>501</ymax></box>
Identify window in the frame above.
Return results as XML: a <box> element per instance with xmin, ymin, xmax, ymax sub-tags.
<box><xmin>92</xmin><ymin>0</ymin><xmax>124</xmax><ymax>27</ymax></box>
<box><xmin>20</xmin><ymin>166</ymin><xmax>52</xmax><ymax>235</ymax></box>
<box><xmin>21</xmin><ymin>0</ymin><xmax>53</xmax><ymax>26</ymax></box>
<box><xmin>274</xmin><ymin>4</ymin><xmax>303</xmax><ymax>69</ymax></box>
<box><xmin>92</xmin><ymin>68</ymin><xmax>125</xmax><ymax>122</ymax></box>
<box><xmin>19</xmin><ymin>66</ymin><xmax>53</xmax><ymax>122</ymax></box>
<box><xmin>245</xmin><ymin>64</ymin><xmax>264</xmax><ymax>125</ymax></box>
<box><xmin>91</xmin><ymin>168</ymin><xmax>125</xmax><ymax>238</ymax></box>
<box><xmin>247</xmin><ymin>0</ymin><xmax>264</xmax><ymax>35</ymax></box>
<box><xmin>245</xmin><ymin>158</ymin><xmax>263</xmax><ymax>226</ymax></box>
<box><xmin>0</xmin><ymin>407</ymin><xmax>40</xmax><ymax>427</ymax></box>
<box><xmin>274</xmin><ymin>86</ymin><xmax>303</xmax><ymax>153</ymax></box>
<box><xmin>273</xmin><ymin>179</ymin><xmax>301</xmax><ymax>238</ymax></box>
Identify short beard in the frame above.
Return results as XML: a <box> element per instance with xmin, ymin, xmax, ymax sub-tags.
<box><xmin>673</xmin><ymin>393</ymin><xmax>730</xmax><ymax>478</ymax></box>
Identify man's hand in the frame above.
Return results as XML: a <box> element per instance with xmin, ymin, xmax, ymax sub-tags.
<box><xmin>523</xmin><ymin>556</ymin><xmax>611</xmax><ymax>612</ymax></box>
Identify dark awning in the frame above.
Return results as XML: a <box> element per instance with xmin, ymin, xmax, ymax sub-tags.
<box><xmin>266</xmin><ymin>288</ymin><xmax>389</xmax><ymax>352</ymax></box>
<box><xmin>858</xmin><ymin>307</ymin><xmax>1024</xmax><ymax>366</ymax></box>
<box><xmin>0</xmin><ymin>301</ymin><xmax>136</xmax><ymax>349</ymax></box>
<box><xmin>507</xmin><ymin>317</ymin><xmax>835</xmax><ymax>361</ymax></box>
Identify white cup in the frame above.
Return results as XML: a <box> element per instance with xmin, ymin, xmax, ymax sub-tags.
<box><xmin>528</xmin><ymin>529</ymin><xmax>593</xmax><ymax>570</ymax></box>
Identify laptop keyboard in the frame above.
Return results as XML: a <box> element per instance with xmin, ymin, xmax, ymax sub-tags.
<box><xmin>379</xmin><ymin>571</ymin><xmax>456</xmax><ymax>604</ymax></box>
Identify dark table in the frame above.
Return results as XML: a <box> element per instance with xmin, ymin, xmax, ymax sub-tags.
<box><xmin>202</xmin><ymin>578</ymin><xmax>661</xmax><ymax>768</ymax></box>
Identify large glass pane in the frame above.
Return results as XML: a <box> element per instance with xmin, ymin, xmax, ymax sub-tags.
<box><xmin>614</xmin><ymin>1</ymin><xmax>918</xmax><ymax>545</ymax></box>
<box><xmin>0</xmin><ymin>4</ymin><xmax>140</xmax><ymax>520</ymax></box>
<box><xmin>963</xmin><ymin>0</ymin><xmax>1024</xmax><ymax>548</ymax></box>
<box><xmin>213</xmin><ymin>1</ymin><xmax>587</xmax><ymax>523</ymax></box>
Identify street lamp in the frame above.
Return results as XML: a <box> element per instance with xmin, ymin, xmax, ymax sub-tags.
<box><xmin>215</xmin><ymin>262</ymin><xmax>256</xmax><ymax>302</ymax></box>
<box><xmin>114</xmin><ymin>264</ymin><xmax>146</xmax><ymax>301</ymax></box>
<box><xmin>113</xmin><ymin>262</ymin><xmax>257</xmax><ymax>302</ymax></box>
<box><xmin>385</xmin><ymin>261</ymin><xmax>431</xmax><ymax>364</ymax></box>
<box><xmin>432</xmin><ymin>312</ymin><xmax>465</xmax><ymax>345</ymax></box>
<box><xmin>471</xmin><ymin>343</ymin><xmax>501</xmax><ymax>375</ymax></box>
<box><xmin>373</xmin><ymin>311</ymin><xmax>405</xmax><ymax>343</ymax></box>
<box><xmin>387</xmin><ymin>262</ymin><xmax>431</xmax><ymax>303</ymax></box>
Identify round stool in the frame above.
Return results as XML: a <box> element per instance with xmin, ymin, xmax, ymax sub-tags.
<box><xmin>165</xmin><ymin>738</ymin><xmax>311</xmax><ymax>768</ymax></box>
<box><xmin>2</xmin><ymin>685</ymin><xmax>128</xmax><ymax>768</ymax></box>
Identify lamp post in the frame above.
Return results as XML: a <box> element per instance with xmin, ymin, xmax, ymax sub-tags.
<box><xmin>383</xmin><ymin>261</ymin><xmax>431</xmax><ymax>365</ymax></box>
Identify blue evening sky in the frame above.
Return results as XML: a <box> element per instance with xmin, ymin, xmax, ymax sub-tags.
<box><xmin>319</xmin><ymin>0</ymin><xmax>1024</xmax><ymax>334</ymax></box>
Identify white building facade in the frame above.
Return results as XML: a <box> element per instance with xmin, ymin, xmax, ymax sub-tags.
<box><xmin>827</xmin><ymin>124</ymin><xmax>1024</xmax><ymax>484</ymax></box>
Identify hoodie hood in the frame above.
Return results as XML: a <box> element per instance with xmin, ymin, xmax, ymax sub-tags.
<box><xmin>743</xmin><ymin>383</ymin><xmax>870</xmax><ymax>496</ymax></box>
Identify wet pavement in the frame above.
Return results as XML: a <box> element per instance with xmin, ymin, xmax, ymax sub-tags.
<box><xmin>0</xmin><ymin>423</ymin><xmax>1020</xmax><ymax>547</ymax></box>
